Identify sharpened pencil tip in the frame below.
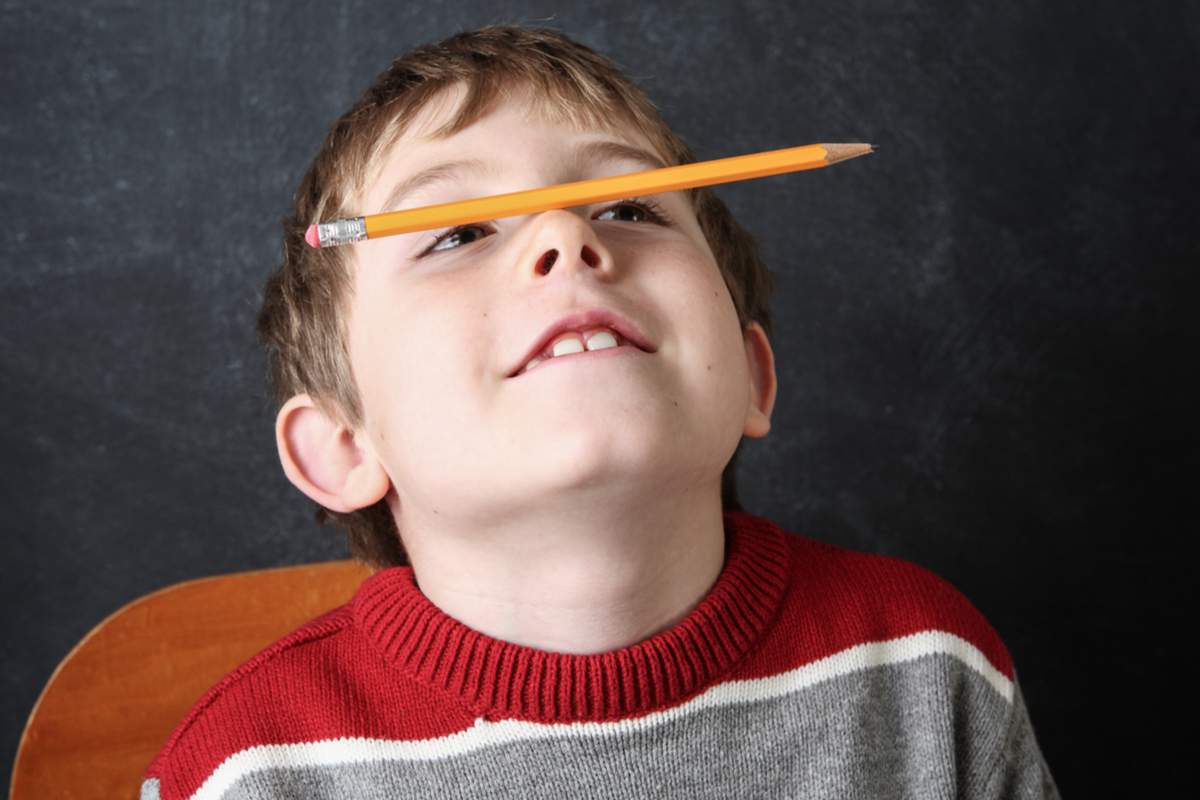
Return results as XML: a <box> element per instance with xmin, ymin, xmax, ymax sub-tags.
<box><xmin>822</xmin><ymin>143</ymin><xmax>875</xmax><ymax>165</ymax></box>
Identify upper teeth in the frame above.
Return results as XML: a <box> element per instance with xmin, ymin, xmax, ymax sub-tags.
<box><xmin>522</xmin><ymin>327</ymin><xmax>623</xmax><ymax>374</ymax></box>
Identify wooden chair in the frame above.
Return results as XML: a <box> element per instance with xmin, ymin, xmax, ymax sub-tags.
<box><xmin>10</xmin><ymin>559</ymin><xmax>374</xmax><ymax>799</ymax></box>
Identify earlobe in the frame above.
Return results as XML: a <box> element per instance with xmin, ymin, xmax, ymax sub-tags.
<box><xmin>742</xmin><ymin>321</ymin><xmax>777</xmax><ymax>438</ymax></box>
<box><xmin>274</xmin><ymin>393</ymin><xmax>391</xmax><ymax>513</ymax></box>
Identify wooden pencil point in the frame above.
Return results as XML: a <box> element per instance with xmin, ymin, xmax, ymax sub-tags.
<box><xmin>821</xmin><ymin>143</ymin><xmax>875</xmax><ymax>165</ymax></box>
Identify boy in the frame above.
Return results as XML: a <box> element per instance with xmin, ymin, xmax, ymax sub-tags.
<box><xmin>141</xmin><ymin>24</ymin><xmax>1059</xmax><ymax>799</ymax></box>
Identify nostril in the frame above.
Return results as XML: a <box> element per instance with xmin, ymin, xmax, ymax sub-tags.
<box><xmin>537</xmin><ymin>250</ymin><xmax>558</xmax><ymax>275</ymax></box>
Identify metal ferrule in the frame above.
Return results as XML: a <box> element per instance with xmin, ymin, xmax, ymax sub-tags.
<box><xmin>316</xmin><ymin>217</ymin><xmax>368</xmax><ymax>248</ymax></box>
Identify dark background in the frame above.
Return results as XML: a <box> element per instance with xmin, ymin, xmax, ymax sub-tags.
<box><xmin>3</xmin><ymin>0</ymin><xmax>1195</xmax><ymax>795</ymax></box>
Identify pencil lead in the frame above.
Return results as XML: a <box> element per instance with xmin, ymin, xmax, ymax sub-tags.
<box><xmin>822</xmin><ymin>143</ymin><xmax>874</xmax><ymax>165</ymax></box>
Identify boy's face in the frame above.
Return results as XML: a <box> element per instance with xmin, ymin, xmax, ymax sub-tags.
<box><xmin>342</xmin><ymin>83</ymin><xmax>773</xmax><ymax>528</ymax></box>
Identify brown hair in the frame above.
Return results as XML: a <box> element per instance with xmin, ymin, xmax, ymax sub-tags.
<box><xmin>256</xmin><ymin>24</ymin><xmax>776</xmax><ymax>568</ymax></box>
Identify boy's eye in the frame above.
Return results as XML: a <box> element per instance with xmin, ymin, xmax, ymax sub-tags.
<box><xmin>417</xmin><ymin>197</ymin><xmax>672</xmax><ymax>258</ymax></box>
<box><xmin>593</xmin><ymin>198</ymin><xmax>667</xmax><ymax>225</ymax></box>
<box><xmin>424</xmin><ymin>223</ymin><xmax>489</xmax><ymax>255</ymax></box>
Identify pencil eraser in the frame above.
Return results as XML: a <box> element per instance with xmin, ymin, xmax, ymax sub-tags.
<box><xmin>305</xmin><ymin>224</ymin><xmax>320</xmax><ymax>248</ymax></box>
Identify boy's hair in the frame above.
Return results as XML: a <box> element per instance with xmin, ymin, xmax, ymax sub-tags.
<box><xmin>256</xmin><ymin>24</ymin><xmax>776</xmax><ymax>568</ymax></box>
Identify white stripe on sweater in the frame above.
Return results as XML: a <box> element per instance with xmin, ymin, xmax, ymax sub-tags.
<box><xmin>188</xmin><ymin>629</ymin><xmax>1012</xmax><ymax>800</ymax></box>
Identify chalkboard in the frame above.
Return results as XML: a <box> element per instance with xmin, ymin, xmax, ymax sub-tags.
<box><xmin>2</xmin><ymin>2</ymin><xmax>1196</xmax><ymax>795</ymax></box>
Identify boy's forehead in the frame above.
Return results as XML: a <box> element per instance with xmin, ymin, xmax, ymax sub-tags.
<box><xmin>395</xmin><ymin>80</ymin><xmax>639</xmax><ymax>155</ymax></box>
<box><xmin>362</xmin><ymin>83</ymin><xmax>666</xmax><ymax>212</ymax></box>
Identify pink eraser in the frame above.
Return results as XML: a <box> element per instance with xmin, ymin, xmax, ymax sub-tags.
<box><xmin>305</xmin><ymin>224</ymin><xmax>320</xmax><ymax>248</ymax></box>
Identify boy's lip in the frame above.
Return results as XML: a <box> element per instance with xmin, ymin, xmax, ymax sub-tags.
<box><xmin>507</xmin><ymin>307</ymin><xmax>656</xmax><ymax>378</ymax></box>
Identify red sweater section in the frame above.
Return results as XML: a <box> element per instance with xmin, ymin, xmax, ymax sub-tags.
<box><xmin>145</xmin><ymin>511</ymin><xmax>1011</xmax><ymax>799</ymax></box>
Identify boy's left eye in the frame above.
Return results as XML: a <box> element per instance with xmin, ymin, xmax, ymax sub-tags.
<box><xmin>417</xmin><ymin>197</ymin><xmax>672</xmax><ymax>258</ymax></box>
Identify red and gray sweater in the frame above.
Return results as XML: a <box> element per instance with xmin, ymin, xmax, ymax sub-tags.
<box><xmin>141</xmin><ymin>511</ymin><xmax>1059</xmax><ymax>799</ymax></box>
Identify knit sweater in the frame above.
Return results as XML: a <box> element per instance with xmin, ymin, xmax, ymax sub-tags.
<box><xmin>140</xmin><ymin>511</ymin><xmax>1059</xmax><ymax>799</ymax></box>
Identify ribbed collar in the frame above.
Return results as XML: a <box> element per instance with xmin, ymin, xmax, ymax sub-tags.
<box><xmin>352</xmin><ymin>510</ymin><xmax>791</xmax><ymax>723</ymax></box>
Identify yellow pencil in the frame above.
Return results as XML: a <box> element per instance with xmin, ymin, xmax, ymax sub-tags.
<box><xmin>305</xmin><ymin>142</ymin><xmax>875</xmax><ymax>248</ymax></box>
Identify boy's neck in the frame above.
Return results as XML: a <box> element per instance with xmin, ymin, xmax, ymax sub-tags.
<box><xmin>392</xmin><ymin>484</ymin><xmax>727</xmax><ymax>655</ymax></box>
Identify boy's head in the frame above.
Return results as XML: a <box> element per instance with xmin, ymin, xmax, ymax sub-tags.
<box><xmin>257</xmin><ymin>24</ymin><xmax>777</xmax><ymax>568</ymax></box>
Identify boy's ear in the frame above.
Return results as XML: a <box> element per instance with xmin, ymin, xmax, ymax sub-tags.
<box><xmin>742</xmin><ymin>321</ymin><xmax>777</xmax><ymax>438</ymax></box>
<box><xmin>274</xmin><ymin>394</ymin><xmax>391</xmax><ymax>513</ymax></box>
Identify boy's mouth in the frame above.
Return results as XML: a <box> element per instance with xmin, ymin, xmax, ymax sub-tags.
<box><xmin>507</xmin><ymin>307</ymin><xmax>655</xmax><ymax>378</ymax></box>
<box><xmin>515</xmin><ymin>328</ymin><xmax>637</xmax><ymax>375</ymax></box>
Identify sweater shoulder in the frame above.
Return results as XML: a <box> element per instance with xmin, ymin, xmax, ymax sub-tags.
<box><xmin>772</xmin><ymin>522</ymin><xmax>1015</xmax><ymax>682</ymax></box>
<box><xmin>142</xmin><ymin>603</ymin><xmax>356</xmax><ymax>780</ymax></box>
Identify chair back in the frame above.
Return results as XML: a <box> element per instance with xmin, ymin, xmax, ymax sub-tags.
<box><xmin>10</xmin><ymin>559</ymin><xmax>373</xmax><ymax>799</ymax></box>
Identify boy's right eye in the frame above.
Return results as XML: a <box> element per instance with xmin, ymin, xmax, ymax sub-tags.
<box><xmin>420</xmin><ymin>223</ymin><xmax>492</xmax><ymax>257</ymax></box>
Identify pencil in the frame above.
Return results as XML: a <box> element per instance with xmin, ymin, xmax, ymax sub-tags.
<box><xmin>305</xmin><ymin>142</ymin><xmax>875</xmax><ymax>248</ymax></box>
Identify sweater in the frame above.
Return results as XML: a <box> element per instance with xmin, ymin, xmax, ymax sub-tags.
<box><xmin>140</xmin><ymin>510</ymin><xmax>1060</xmax><ymax>799</ymax></box>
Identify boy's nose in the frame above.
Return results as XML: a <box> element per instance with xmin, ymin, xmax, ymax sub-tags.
<box><xmin>525</xmin><ymin>208</ymin><xmax>609</xmax><ymax>277</ymax></box>
<box><xmin>533</xmin><ymin>242</ymin><xmax>602</xmax><ymax>276</ymax></box>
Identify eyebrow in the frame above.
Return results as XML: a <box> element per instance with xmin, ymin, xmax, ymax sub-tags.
<box><xmin>380</xmin><ymin>139</ymin><xmax>669</xmax><ymax>214</ymax></box>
